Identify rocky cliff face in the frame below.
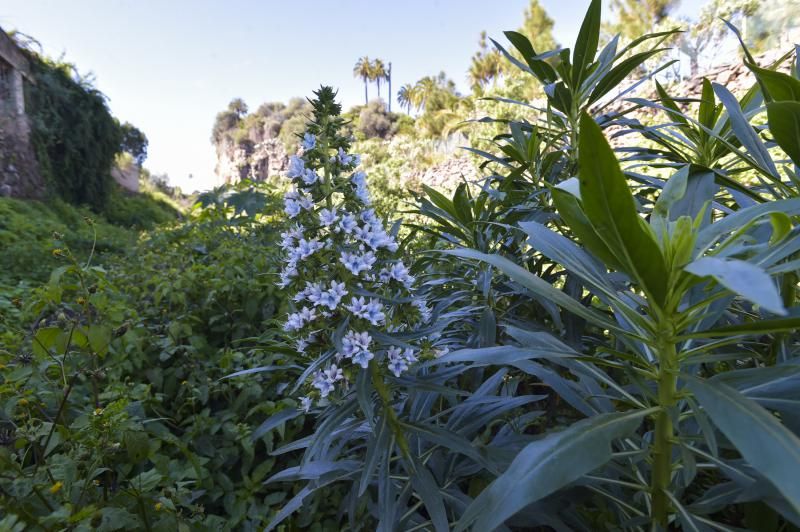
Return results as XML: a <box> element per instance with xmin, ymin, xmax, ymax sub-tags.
<box><xmin>214</xmin><ymin>134</ymin><xmax>289</xmax><ymax>186</ymax></box>
<box><xmin>401</xmin><ymin>156</ymin><xmax>478</xmax><ymax>192</ymax></box>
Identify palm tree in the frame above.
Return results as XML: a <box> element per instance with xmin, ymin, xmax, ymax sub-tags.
<box><xmin>469</xmin><ymin>31</ymin><xmax>503</xmax><ymax>92</ymax></box>
<box><xmin>371</xmin><ymin>58</ymin><xmax>387</xmax><ymax>102</ymax></box>
<box><xmin>353</xmin><ymin>57</ymin><xmax>372</xmax><ymax>105</ymax></box>
<box><xmin>386</xmin><ymin>62</ymin><xmax>392</xmax><ymax>112</ymax></box>
<box><xmin>397</xmin><ymin>83</ymin><xmax>418</xmax><ymax>114</ymax></box>
<box><xmin>414</xmin><ymin>76</ymin><xmax>438</xmax><ymax>113</ymax></box>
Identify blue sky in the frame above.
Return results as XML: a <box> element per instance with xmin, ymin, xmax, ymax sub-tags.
<box><xmin>1</xmin><ymin>1</ymin><xmax>703</xmax><ymax>192</ymax></box>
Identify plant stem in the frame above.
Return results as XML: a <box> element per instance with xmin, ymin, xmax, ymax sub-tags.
<box><xmin>368</xmin><ymin>359</ymin><xmax>411</xmax><ymax>459</ymax></box>
<box><xmin>651</xmin><ymin>328</ymin><xmax>678</xmax><ymax>528</ymax></box>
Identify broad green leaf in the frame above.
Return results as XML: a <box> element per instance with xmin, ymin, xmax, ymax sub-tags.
<box><xmin>671</xmin><ymin>166</ymin><xmax>717</xmax><ymax>224</ymax></box>
<box><xmin>502</xmin><ymin>31</ymin><xmax>557</xmax><ymax>83</ymax></box>
<box><xmin>770</xmin><ymin>212</ymin><xmax>792</xmax><ymax>244</ymax></box>
<box><xmin>698</xmin><ymin>79</ymin><xmax>718</xmax><ymax>130</ymax></box>
<box><xmin>684</xmin><ymin>257</ymin><xmax>787</xmax><ymax>315</ymax></box>
<box><xmin>766</xmin><ymin>101</ymin><xmax>800</xmax><ymax>166</ymax></box>
<box><xmin>87</xmin><ymin>324</ymin><xmax>112</xmax><ymax>357</ymax></box>
<box><xmin>444</xmin><ymin>248</ymin><xmax>625</xmax><ymax>334</ymax></box>
<box><xmin>252</xmin><ymin>407</ymin><xmax>302</xmax><ymax>440</ymax></box>
<box><xmin>682</xmin><ymin>315</ymin><xmax>800</xmax><ymax>338</ymax></box>
<box><xmin>588</xmin><ymin>48</ymin><xmax>665</xmax><ymax>105</ymax></box>
<box><xmin>424</xmin><ymin>344</ymin><xmax>575</xmax><ymax>368</ymax></box>
<box><xmin>407</xmin><ymin>458</ymin><xmax>449</xmax><ymax>532</ymax></box>
<box><xmin>695</xmin><ymin>198</ymin><xmax>800</xmax><ymax>253</ymax></box>
<box><xmin>572</xmin><ymin>0</ymin><xmax>601</xmax><ymax>86</ymax></box>
<box><xmin>713</xmin><ymin>83</ymin><xmax>779</xmax><ymax>177</ymax></box>
<box><xmin>686</xmin><ymin>377</ymin><xmax>800</xmax><ymax>514</ymax></box>
<box><xmin>453</xmin><ymin>183</ymin><xmax>473</xmax><ymax>225</ymax></box>
<box><xmin>32</xmin><ymin>327</ymin><xmax>62</xmax><ymax>357</ymax></box>
<box><xmin>577</xmin><ymin>112</ymin><xmax>668</xmax><ymax>305</ymax></box>
<box><xmin>551</xmin><ymin>186</ymin><xmax>623</xmax><ymax>271</ymax></box>
<box><xmin>454</xmin><ymin>408</ymin><xmax>655</xmax><ymax>531</ymax></box>
<box><xmin>748</xmin><ymin>63</ymin><xmax>800</xmax><ymax>102</ymax></box>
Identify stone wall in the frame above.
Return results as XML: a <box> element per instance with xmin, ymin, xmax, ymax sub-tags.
<box><xmin>0</xmin><ymin>26</ymin><xmax>42</xmax><ymax>198</ymax></box>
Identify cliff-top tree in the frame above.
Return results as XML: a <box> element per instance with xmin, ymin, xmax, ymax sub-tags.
<box><xmin>353</xmin><ymin>56</ymin><xmax>372</xmax><ymax>105</ymax></box>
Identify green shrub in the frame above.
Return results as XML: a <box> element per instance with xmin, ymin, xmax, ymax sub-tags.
<box><xmin>101</xmin><ymin>187</ymin><xmax>180</xmax><ymax>230</ymax></box>
<box><xmin>0</xmin><ymin>198</ymin><xmax>136</xmax><ymax>284</ymax></box>
<box><xmin>0</xmin><ymin>187</ymin><xmax>341</xmax><ymax>529</ymax></box>
<box><xmin>25</xmin><ymin>55</ymin><xmax>122</xmax><ymax>210</ymax></box>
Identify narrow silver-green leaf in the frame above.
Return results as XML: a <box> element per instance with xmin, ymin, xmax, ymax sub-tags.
<box><xmin>454</xmin><ymin>408</ymin><xmax>655</xmax><ymax>531</ymax></box>
<box><xmin>686</xmin><ymin>377</ymin><xmax>800</xmax><ymax>514</ymax></box>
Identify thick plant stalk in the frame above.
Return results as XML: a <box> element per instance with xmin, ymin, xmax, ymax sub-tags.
<box><xmin>651</xmin><ymin>332</ymin><xmax>678</xmax><ymax>527</ymax></box>
<box><xmin>369</xmin><ymin>359</ymin><xmax>411</xmax><ymax>458</ymax></box>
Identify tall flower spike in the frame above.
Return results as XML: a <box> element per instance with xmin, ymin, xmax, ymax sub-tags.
<box><xmin>277</xmin><ymin>86</ymin><xmax>429</xmax><ymax>409</ymax></box>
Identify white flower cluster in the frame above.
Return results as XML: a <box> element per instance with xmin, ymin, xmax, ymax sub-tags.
<box><xmin>277</xmin><ymin>123</ymin><xmax>431</xmax><ymax>412</ymax></box>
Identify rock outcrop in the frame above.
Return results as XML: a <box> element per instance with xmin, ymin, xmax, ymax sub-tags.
<box><xmin>400</xmin><ymin>156</ymin><xmax>478</xmax><ymax>192</ymax></box>
<box><xmin>214</xmin><ymin>137</ymin><xmax>289</xmax><ymax>186</ymax></box>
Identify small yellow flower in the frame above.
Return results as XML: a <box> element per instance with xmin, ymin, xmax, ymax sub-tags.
<box><xmin>18</xmin><ymin>398</ymin><xmax>28</xmax><ymax>406</ymax></box>
<box><xmin>93</xmin><ymin>408</ymin><xmax>103</xmax><ymax>416</ymax></box>
<box><xmin>52</xmin><ymin>248</ymin><xmax>64</xmax><ymax>257</ymax></box>
<box><xmin>49</xmin><ymin>481</ymin><xmax>64</xmax><ymax>494</ymax></box>
<box><xmin>76</xmin><ymin>297</ymin><xmax>86</xmax><ymax>305</ymax></box>
<box><xmin>154</xmin><ymin>502</ymin><xmax>163</xmax><ymax>511</ymax></box>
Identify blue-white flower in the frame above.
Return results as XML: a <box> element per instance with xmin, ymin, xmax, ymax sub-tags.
<box><xmin>312</xmin><ymin>370</ymin><xmax>335</xmax><ymax>397</ymax></box>
<box><xmin>337</xmin><ymin>148</ymin><xmax>355</xmax><ymax>166</ymax></box>
<box><xmin>352</xmin><ymin>349</ymin><xmax>374</xmax><ymax>369</ymax></box>
<box><xmin>284</xmin><ymin>306</ymin><xmax>316</xmax><ymax>332</ymax></box>
<box><xmin>319</xmin><ymin>208</ymin><xmax>339</xmax><ymax>227</ymax></box>
<box><xmin>355</xmin><ymin>183</ymin><xmax>371</xmax><ymax>204</ymax></box>
<box><xmin>300</xmin><ymin>396</ymin><xmax>312</xmax><ymax>412</ymax></box>
<box><xmin>304</xmin><ymin>281</ymin><xmax>325</xmax><ymax>306</ymax></box>
<box><xmin>342</xmin><ymin>330</ymin><xmax>372</xmax><ymax>359</ymax></box>
<box><xmin>287</xmin><ymin>155</ymin><xmax>305</xmax><ymax>178</ymax></box>
<box><xmin>387</xmin><ymin>347</ymin><xmax>408</xmax><ymax>377</ymax></box>
<box><xmin>338</xmin><ymin>214</ymin><xmax>358</xmax><ymax>234</ymax></box>
<box><xmin>297</xmin><ymin>238</ymin><xmax>323</xmax><ymax>259</ymax></box>
<box><xmin>345</xmin><ymin>296</ymin><xmax>369</xmax><ymax>316</ymax></box>
<box><xmin>302</xmin><ymin>168</ymin><xmax>319</xmax><ymax>185</ymax></box>
<box><xmin>324</xmin><ymin>364</ymin><xmax>344</xmax><ymax>383</ymax></box>
<box><xmin>388</xmin><ymin>261</ymin><xmax>414</xmax><ymax>287</ymax></box>
<box><xmin>284</xmin><ymin>199</ymin><xmax>301</xmax><ymax>218</ymax></box>
<box><xmin>317</xmin><ymin>280</ymin><xmax>347</xmax><ymax>310</ymax></box>
<box><xmin>363</xmin><ymin>299</ymin><xmax>386</xmax><ymax>325</ymax></box>
<box><xmin>412</xmin><ymin>298</ymin><xmax>432</xmax><ymax>323</ymax></box>
<box><xmin>340</xmin><ymin>251</ymin><xmax>377</xmax><ymax>276</ymax></box>
<box><xmin>302</xmin><ymin>133</ymin><xmax>316</xmax><ymax>151</ymax></box>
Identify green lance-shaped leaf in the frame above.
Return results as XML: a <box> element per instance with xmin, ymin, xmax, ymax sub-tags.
<box><xmin>748</xmin><ymin>63</ymin><xmax>800</xmax><ymax>102</ymax></box>
<box><xmin>767</xmin><ymin>101</ymin><xmax>800</xmax><ymax>166</ymax></box>
<box><xmin>443</xmin><ymin>248</ymin><xmax>625</xmax><ymax>334</ymax></box>
<box><xmin>454</xmin><ymin>408</ymin><xmax>655</xmax><ymax>531</ymax></box>
<box><xmin>502</xmin><ymin>30</ymin><xmax>557</xmax><ymax>84</ymax></box>
<box><xmin>685</xmin><ymin>377</ymin><xmax>800</xmax><ymax>514</ymax></box>
<box><xmin>572</xmin><ymin>0</ymin><xmax>602</xmax><ymax>86</ymax></box>
<box><xmin>684</xmin><ymin>256</ymin><xmax>787</xmax><ymax>316</ymax></box>
<box><xmin>576</xmin><ymin>112</ymin><xmax>669</xmax><ymax>306</ymax></box>
<box><xmin>551</xmin><ymin>186</ymin><xmax>624</xmax><ymax>271</ymax></box>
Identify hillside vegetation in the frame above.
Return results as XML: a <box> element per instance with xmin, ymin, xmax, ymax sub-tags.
<box><xmin>3</xmin><ymin>1</ymin><xmax>800</xmax><ymax>530</ymax></box>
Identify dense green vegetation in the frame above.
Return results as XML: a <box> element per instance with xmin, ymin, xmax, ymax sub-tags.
<box><xmin>4</xmin><ymin>0</ymin><xmax>800</xmax><ymax>530</ymax></box>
